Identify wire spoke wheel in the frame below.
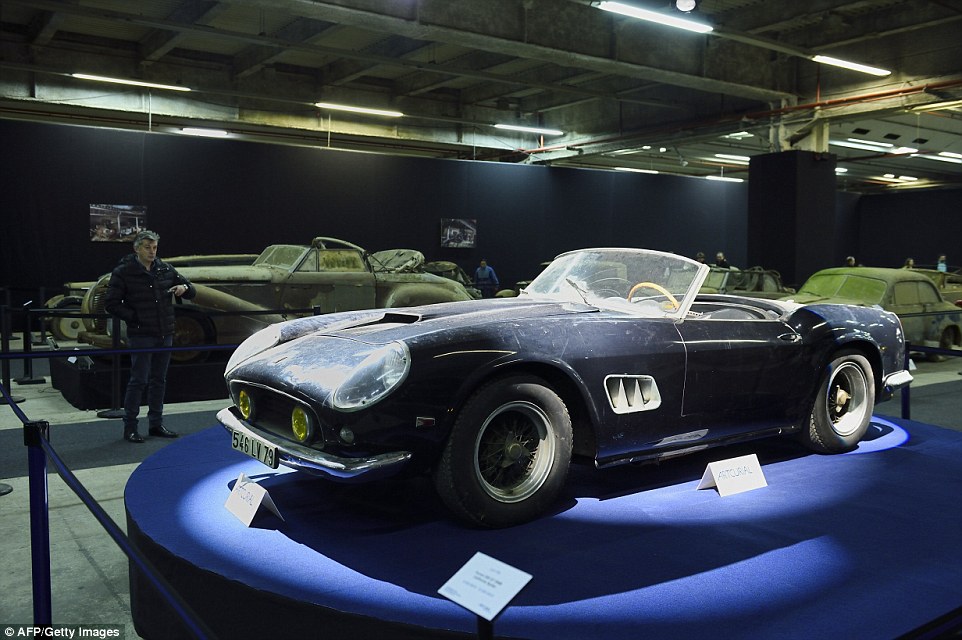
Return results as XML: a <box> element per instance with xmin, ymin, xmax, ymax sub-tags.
<box><xmin>474</xmin><ymin>401</ymin><xmax>555</xmax><ymax>503</ymax></box>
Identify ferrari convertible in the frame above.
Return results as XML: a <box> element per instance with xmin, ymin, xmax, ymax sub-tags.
<box><xmin>218</xmin><ymin>248</ymin><xmax>912</xmax><ymax>527</ymax></box>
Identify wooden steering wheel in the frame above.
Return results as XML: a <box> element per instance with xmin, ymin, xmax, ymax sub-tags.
<box><xmin>627</xmin><ymin>281</ymin><xmax>680</xmax><ymax>310</ymax></box>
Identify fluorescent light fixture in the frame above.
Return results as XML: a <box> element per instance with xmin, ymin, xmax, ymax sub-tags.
<box><xmin>848</xmin><ymin>137</ymin><xmax>892</xmax><ymax>148</ymax></box>
<box><xmin>493</xmin><ymin>123</ymin><xmax>564</xmax><ymax>136</ymax></box>
<box><xmin>830</xmin><ymin>139</ymin><xmax>892</xmax><ymax>152</ymax></box>
<box><xmin>180</xmin><ymin>127</ymin><xmax>229</xmax><ymax>137</ymax></box>
<box><xmin>912</xmin><ymin>153</ymin><xmax>962</xmax><ymax>164</ymax></box>
<box><xmin>722</xmin><ymin>131</ymin><xmax>754</xmax><ymax>140</ymax></box>
<box><xmin>615</xmin><ymin>167</ymin><xmax>659</xmax><ymax>174</ymax></box>
<box><xmin>811</xmin><ymin>55</ymin><xmax>890</xmax><ymax>77</ymax></box>
<box><xmin>835</xmin><ymin>167</ymin><xmax>848</xmax><ymax>174</ymax></box>
<box><xmin>71</xmin><ymin>73</ymin><xmax>191</xmax><ymax>92</ymax></box>
<box><xmin>314</xmin><ymin>102</ymin><xmax>404</xmax><ymax>117</ymax></box>
<box><xmin>714</xmin><ymin>153</ymin><xmax>751</xmax><ymax>164</ymax></box>
<box><xmin>909</xmin><ymin>99</ymin><xmax>962</xmax><ymax>112</ymax></box>
<box><xmin>705</xmin><ymin>175</ymin><xmax>744</xmax><ymax>183</ymax></box>
<box><xmin>595</xmin><ymin>1</ymin><xmax>713</xmax><ymax>34</ymax></box>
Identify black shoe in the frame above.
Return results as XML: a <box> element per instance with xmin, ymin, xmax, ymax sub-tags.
<box><xmin>124</xmin><ymin>431</ymin><xmax>145</xmax><ymax>443</ymax></box>
<box><xmin>149</xmin><ymin>425</ymin><xmax>179</xmax><ymax>439</ymax></box>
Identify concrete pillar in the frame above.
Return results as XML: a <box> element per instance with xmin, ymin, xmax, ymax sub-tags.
<box><xmin>746</xmin><ymin>150</ymin><xmax>838</xmax><ymax>287</ymax></box>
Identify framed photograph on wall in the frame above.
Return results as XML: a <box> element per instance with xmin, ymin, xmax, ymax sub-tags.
<box><xmin>440</xmin><ymin>218</ymin><xmax>477</xmax><ymax>248</ymax></box>
<box><xmin>90</xmin><ymin>204</ymin><xmax>147</xmax><ymax>242</ymax></box>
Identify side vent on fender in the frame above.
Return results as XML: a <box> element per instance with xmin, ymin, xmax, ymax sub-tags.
<box><xmin>604</xmin><ymin>375</ymin><xmax>662</xmax><ymax>414</ymax></box>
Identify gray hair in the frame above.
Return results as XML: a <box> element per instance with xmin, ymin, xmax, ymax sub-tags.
<box><xmin>133</xmin><ymin>230</ymin><xmax>160</xmax><ymax>248</ymax></box>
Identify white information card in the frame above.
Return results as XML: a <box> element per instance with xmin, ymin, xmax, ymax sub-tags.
<box><xmin>438</xmin><ymin>552</ymin><xmax>532</xmax><ymax>621</ymax></box>
<box><xmin>224</xmin><ymin>472</ymin><xmax>285</xmax><ymax>526</ymax></box>
<box><xmin>696</xmin><ymin>453</ymin><xmax>768</xmax><ymax>497</ymax></box>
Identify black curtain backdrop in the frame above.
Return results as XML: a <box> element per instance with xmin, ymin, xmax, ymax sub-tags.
<box><xmin>2</xmin><ymin>118</ymin><xmax>955</xmax><ymax>306</ymax></box>
<box><xmin>0</xmin><ymin>120</ymin><xmax>747</xmax><ymax>300</ymax></box>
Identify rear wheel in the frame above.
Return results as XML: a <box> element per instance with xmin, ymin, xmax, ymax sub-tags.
<box><xmin>172</xmin><ymin>310</ymin><xmax>215</xmax><ymax>363</ymax></box>
<box><xmin>803</xmin><ymin>351</ymin><xmax>874</xmax><ymax>453</ymax></box>
<box><xmin>434</xmin><ymin>375</ymin><xmax>573</xmax><ymax>528</ymax></box>
<box><xmin>927</xmin><ymin>326</ymin><xmax>958</xmax><ymax>362</ymax></box>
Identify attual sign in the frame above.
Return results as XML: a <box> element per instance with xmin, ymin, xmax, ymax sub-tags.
<box><xmin>696</xmin><ymin>453</ymin><xmax>767</xmax><ymax>497</ymax></box>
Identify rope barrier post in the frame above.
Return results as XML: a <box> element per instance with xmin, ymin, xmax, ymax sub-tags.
<box><xmin>16</xmin><ymin>307</ymin><xmax>46</xmax><ymax>385</ymax></box>
<box><xmin>24</xmin><ymin>419</ymin><xmax>53</xmax><ymax>625</ymax></box>
<box><xmin>1</xmin><ymin>305</ymin><xmax>26</xmax><ymax>405</ymax></box>
<box><xmin>901</xmin><ymin>345</ymin><xmax>911</xmax><ymax>420</ymax></box>
<box><xmin>97</xmin><ymin>316</ymin><xmax>125</xmax><ymax>419</ymax></box>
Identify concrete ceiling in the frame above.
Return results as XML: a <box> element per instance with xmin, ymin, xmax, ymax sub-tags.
<box><xmin>1</xmin><ymin>0</ymin><xmax>961</xmax><ymax>192</ymax></box>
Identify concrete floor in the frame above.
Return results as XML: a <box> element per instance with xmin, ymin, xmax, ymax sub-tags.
<box><xmin>0</xmin><ymin>345</ymin><xmax>959</xmax><ymax>638</ymax></box>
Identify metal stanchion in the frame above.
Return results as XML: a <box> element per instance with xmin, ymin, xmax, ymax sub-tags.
<box><xmin>16</xmin><ymin>305</ymin><xmax>46</xmax><ymax>385</ymax></box>
<box><xmin>97</xmin><ymin>316</ymin><xmax>125</xmax><ymax>419</ymax></box>
<box><xmin>25</xmin><ymin>419</ymin><xmax>53</xmax><ymax>624</ymax></box>
<box><xmin>1</xmin><ymin>304</ymin><xmax>26</xmax><ymax>404</ymax></box>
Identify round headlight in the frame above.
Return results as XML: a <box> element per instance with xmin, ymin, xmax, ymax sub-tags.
<box><xmin>291</xmin><ymin>406</ymin><xmax>313</xmax><ymax>442</ymax></box>
<box><xmin>333</xmin><ymin>341</ymin><xmax>410</xmax><ymax>411</ymax></box>
<box><xmin>238</xmin><ymin>389</ymin><xmax>254</xmax><ymax>420</ymax></box>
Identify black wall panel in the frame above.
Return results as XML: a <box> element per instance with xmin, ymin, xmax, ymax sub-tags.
<box><xmin>1</xmin><ymin>119</ymin><xmax>750</xmax><ymax>302</ymax></box>
<box><xmin>857</xmin><ymin>190</ymin><xmax>962</xmax><ymax>269</ymax></box>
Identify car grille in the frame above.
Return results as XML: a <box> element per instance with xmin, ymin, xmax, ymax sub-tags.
<box><xmin>229</xmin><ymin>381</ymin><xmax>326</xmax><ymax>446</ymax></box>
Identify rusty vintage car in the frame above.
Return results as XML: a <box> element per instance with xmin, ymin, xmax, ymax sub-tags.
<box><xmin>77</xmin><ymin>237</ymin><xmax>472</xmax><ymax>361</ymax></box>
<box><xmin>784</xmin><ymin>267</ymin><xmax>962</xmax><ymax>359</ymax></box>
<box><xmin>44</xmin><ymin>253</ymin><xmax>258</xmax><ymax>341</ymax></box>
<box><xmin>699</xmin><ymin>266</ymin><xmax>795</xmax><ymax>299</ymax></box>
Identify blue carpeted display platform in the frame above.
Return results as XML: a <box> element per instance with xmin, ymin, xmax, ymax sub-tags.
<box><xmin>125</xmin><ymin>417</ymin><xmax>962</xmax><ymax>639</ymax></box>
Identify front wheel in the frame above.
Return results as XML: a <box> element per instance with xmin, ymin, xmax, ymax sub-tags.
<box><xmin>803</xmin><ymin>351</ymin><xmax>874</xmax><ymax>453</ymax></box>
<box><xmin>434</xmin><ymin>376</ymin><xmax>573</xmax><ymax>528</ymax></box>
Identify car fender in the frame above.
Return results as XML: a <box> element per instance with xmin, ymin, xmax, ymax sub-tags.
<box><xmin>375</xmin><ymin>277</ymin><xmax>473</xmax><ymax>308</ymax></box>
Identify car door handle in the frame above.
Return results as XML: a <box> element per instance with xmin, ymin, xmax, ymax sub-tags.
<box><xmin>778</xmin><ymin>333</ymin><xmax>801</xmax><ymax>343</ymax></box>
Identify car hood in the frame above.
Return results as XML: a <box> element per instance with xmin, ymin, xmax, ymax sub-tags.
<box><xmin>229</xmin><ymin>298</ymin><xmax>600</xmax><ymax>401</ymax></box>
<box><xmin>171</xmin><ymin>264</ymin><xmax>275</xmax><ymax>283</ymax></box>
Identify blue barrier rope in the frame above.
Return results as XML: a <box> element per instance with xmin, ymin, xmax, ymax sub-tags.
<box><xmin>1</xmin><ymin>381</ymin><xmax>213</xmax><ymax>638</ymax></box>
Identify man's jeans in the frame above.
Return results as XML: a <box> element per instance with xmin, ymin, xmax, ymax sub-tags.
<box><xmin>123</xmin><ymin>335</ymin><xmax>173</xmax><ymax>432</ymax></box>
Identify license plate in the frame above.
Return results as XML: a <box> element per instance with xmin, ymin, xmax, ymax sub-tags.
<box><xmin>231</xmin><ymin>429</ymin><xmax>279</xmax><ymax>469</ymax></box>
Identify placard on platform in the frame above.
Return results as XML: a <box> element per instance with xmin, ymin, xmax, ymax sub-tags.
<box><xmin>438</xmin><ymin>552</ymin><xmax>532</xmax><ymax>621</ymax></box>
<box><xmin>224</xmin><ymin>472</ymin><xmax>285</xmax><ymax>526</ymax></box>
<box><xmin>696</xmin><ymin>453</ymin><xmax>767</xmax><ymax>497</ymax></box>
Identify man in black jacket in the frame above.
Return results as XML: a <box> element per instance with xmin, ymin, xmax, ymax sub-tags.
<box><xmin>104</xmin><ymin>230</ymin><xmax>195</xmax><ymax>443</ymax></box>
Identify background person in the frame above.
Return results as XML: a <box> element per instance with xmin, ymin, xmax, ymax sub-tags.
<box><xmin>715</xmin><ymin>252</ymin><xmax>730</xmax><ymax>269</ymax></box>
<box><xmin>104</xmin><ymin>230</ymin><xmax>195</xmax><ymax>443</ymax></box>
<box><xmin>937</xmin><ymin>254</ymin><xmax>948</xmax><ymax>272</ymax></box>
<box><xmin>474</xmin><ymin>258</ymin><xmax>500</xmax><ymax>298</ymax></box>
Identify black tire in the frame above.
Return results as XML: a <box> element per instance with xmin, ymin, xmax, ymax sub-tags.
<box><xmin>434</xmin><ymin>375</ymin><xmax>573</xmax><ymax>528</ymax></box>
<box><xmin>171</xmin><ymin>310</ymin><xmax>215</xmax><ymax>363</ymax></box>
<box><xmin>926</xmin><ymin>326</ymin><xmax>957</xmax><ymax>362</ymax></box>
<box><xmin>804</xmin><ymin>351</ymin><xmax>874</xmax><ymax>453</ymax></box>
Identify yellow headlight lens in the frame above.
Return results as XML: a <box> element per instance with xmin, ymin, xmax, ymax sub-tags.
<box><xmin>291</xmin><ymin>406</ymin><xmax>311</xmax><ymax>442</ymax></box>
<box><xmin>238</xmin><ymin>390</ymin><xmax>253</xmax><ymax>420</ymax></box>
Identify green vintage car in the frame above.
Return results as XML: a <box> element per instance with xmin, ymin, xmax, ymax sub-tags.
<box><xmin>78</xmin><ymin>237</ymin><xmax>472</xmax><ymax>361</ymax></box>
<box><xmin>784</xmin><ymin>267</ymin><xmax>962</xmax><ymax>358</ymax></box>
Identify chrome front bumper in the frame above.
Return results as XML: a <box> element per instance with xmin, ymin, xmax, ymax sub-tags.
<box><xmin>880</xmin><ymin>369</ymin><xmax>913</xmax><ymax>401</ymax></box>
<box><xmin>217</xmin><ymin>407</ymin><xmax>412</xmax><ymax>482</ymax></box>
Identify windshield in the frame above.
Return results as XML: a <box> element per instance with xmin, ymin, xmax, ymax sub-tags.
<box><xmin>798</xmin><ymin>273</ymin><xmax>886</xmax><ymax>305</ymax></box>
<box><xmin>523</xmin><ymin>248</ymin><xmax>708</xmax><ymax>318</ymax></box>
<box><xmin>253</xmin><ymin>245</ymin><xmax>310</xmax><ymax>270</ymax></box>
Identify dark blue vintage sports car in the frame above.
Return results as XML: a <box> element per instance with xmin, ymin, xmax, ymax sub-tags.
<box><xmin>218</xmin><ymin>248</ymin><xmax>912</xmax><ymax>527</ymax></box>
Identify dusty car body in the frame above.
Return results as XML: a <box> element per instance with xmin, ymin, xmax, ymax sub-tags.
<box><xmin>699</xmin><ymin>266</ymin><xmax>795</xmax><ymax>299</ymax></box>
<box><xmin>785</xmin><ymin>267</ymin><xmax>962</xmax><ymax>355</ymax></box>
<box><xmin>77</xmin><ymin>237</ymin><xmax>471</xmax><ymax>360</ymax></box>
<box><xmin>45</xmin><ymin>253</ymin><xmax>257</xmax><ymax>341</ymax></box>
<box><xmin>423</xmin><ymin>260</ymin><xmax>482</xmax><ymax>299</ymax></box>
<box><xmin>217</xmin><ymin>248</ymin><xmax>911</xmax><ymax>527</ymax></box>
